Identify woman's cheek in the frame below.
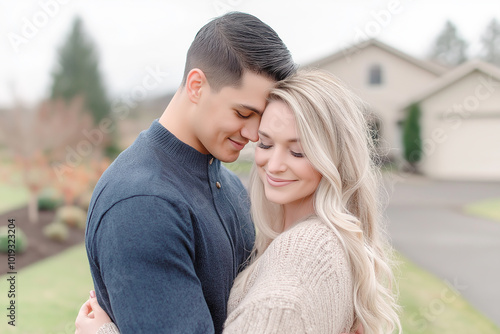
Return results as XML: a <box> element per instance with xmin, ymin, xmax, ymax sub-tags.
<box><xmin>254</xmin><ymin>148</ymin><xmax>267</xmax><ymax>168</ymax></box>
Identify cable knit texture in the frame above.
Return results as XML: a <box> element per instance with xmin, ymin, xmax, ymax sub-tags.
<box><xmin>96</xmin><ymin>218</ymin><xmax>353</xmax><ymax>334</ymax></box>
<box><xmin>223</xmin><ymin>218</ymin><xmax>354</xmax><ymax>333</ymax></box>
<box><xmin>96</xmin><ymin>323</ymin><xmax>119</xmax><ymax>334</ymax></box>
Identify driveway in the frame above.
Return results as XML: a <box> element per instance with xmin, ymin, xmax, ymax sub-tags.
<box><xmin>384</xmin><ymin>175</ymin><xmax>500</xmax><ymax>327</ymax></box>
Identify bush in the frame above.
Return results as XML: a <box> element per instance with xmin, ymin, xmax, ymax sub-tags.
<box><xmin>56</xmin><ymin>205</ymin><xmax>87</xmax><ymax>229</ymax></box>
<box><xmin>0</xmin><ymin>226</ymin><xmax>28</xmax><ymax>253</ymax></box>
<box><xmin>43</xmin><ymin>221</ymin><xmax>69</xmax><ymax>242</ymax></box>
<box><xmin>38</xmin><ymin>188</ymin><xmax>63</xmax><ymax>211</ymax></box>
<box><xmin>403</xmin><ymin>103</ymin><xmax>422</xmax><ymax>168</ymax></box>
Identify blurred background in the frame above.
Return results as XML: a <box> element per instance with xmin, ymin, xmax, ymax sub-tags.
<box><xmin>0</xmin><ymin>0</ymin><xmax>499</xmax><ymax>333</ymax></box>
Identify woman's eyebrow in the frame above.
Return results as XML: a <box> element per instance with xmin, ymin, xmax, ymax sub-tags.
<box><xmin>258</xmin><ymin>130</ymin><xmax>270</xmax><ymax>138</ymax></box>
<box><xmin>258</xmin><ymin>130</ymin><xmax>299</xmax><ymax>143</ymax></box>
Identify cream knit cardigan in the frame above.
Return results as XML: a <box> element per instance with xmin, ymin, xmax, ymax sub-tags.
<box><xmin>223</xmin><ymin>219</ymin><xmax>354</xmax><ymax>333</ymax></box>
<box><xmin>97</xmin><ymin>219</ymin><xmax>354</xmax><ymax>334</ymax></box>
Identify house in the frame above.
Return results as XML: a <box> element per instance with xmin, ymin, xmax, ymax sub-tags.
<box><xmin>305</xmin><ymin>39</ymin><xmax>500</xmax><ymax>180</ymax></box>
<box><xmin>304</xmin><ymin>39</ymin><xmax>447</xmax><ymax>160</ymax></box>
<box><xmin>404</xmin><ymin>60</ymin><xmax>500</xmax><ymax>180</ymax></box>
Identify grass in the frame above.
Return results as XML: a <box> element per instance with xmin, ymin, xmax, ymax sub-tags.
<box><xmin>464</xmin><ymin>198</ymin><xmax>500</xmax><ymax>223</ymax></box>
<box><xmin>396</xmin><ymin>252</ymin><xmax>500</xmax><ymax>333</ymax></box>
<box><xmin>0</xmin><ymin>243</ymin><xmax>93</xmax><ymax>334</ymax></box>
<box><xmin>0</xmin><ymin>184</ymin><xmax>29</xmax><ymax>214</ymax></box>
<box><xmin>0</xmin><ymin>243</ymin><xmax>498</xmax><ymax>333</ymax></box>
<box><xmin>222</xmin><ymin>160</ymin><xmax>254</xmax><ymax>176</ymax></box>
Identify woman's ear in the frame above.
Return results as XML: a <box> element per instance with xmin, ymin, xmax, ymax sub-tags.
<box><xmin>185</xmin><ymin>68</ymin><xmax>208</xmax><ymax>104</ymax></box>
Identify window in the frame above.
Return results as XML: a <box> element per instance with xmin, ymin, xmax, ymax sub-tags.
<box><xmin>368</xmin><ymin>64</ymin><xmax>382</xmax><ymax>85</ymax></box>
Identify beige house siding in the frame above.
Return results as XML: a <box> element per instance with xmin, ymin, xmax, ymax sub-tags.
<box><xmin>306</xmin><ymin>43</ymin><xmax>440</xmax><ymax>158</ymax></box>
<box><xmin>418</xmin><ymin>70</ymin><xmax>500</xmax><ymax>180</ymax></box>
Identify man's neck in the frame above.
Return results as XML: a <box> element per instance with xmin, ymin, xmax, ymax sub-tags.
<box><xmin>158</xmin><ymin>89</ymin><xmax>207</xmax><ymax>154</ymax></box>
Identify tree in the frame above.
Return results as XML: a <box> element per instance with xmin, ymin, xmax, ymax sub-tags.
<box><xmin>429</xmin><ymin>21</ymin><xmax>468</xmax><ymax>67</ymax></box>
<box><xmin>403</xmin><ymin>103</ymin><xmax>422</xmax><ymax>170</ymax></box>
<box><xmin>50</xmin><ymin>17</ymin><xmax>111</xmax><ymax>124</ymax></box>
<box><xmin>480</xmin><ymin>18</ymin><xmax>500</xmax><ymax>66</ymax></box>
<box><xmin>0</xmin><ymin>97</ymin><xmax>96</xmax><ymax>223</ymax></box>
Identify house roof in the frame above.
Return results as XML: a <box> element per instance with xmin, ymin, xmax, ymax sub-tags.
<box><xmin>404</xmin><ymin>59</ymin><xmax>500</xmax><ymax>109</ymax></box>
<box><xmin>303</xmin><ymin>38</ymin><xmax>448</xmax><ymax>76</ymax></box>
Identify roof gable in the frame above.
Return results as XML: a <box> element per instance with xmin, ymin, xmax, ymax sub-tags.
<box><xmin>305</xmin><ymin>38</ymin><xmax>447</xmax><ymax>76</ymax></box>
<box><xmin>405</xmin><ymin>60</ymin><xmax>500</xmax><ymax>108</ymax></box>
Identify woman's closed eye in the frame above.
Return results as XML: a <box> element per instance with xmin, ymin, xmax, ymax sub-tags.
<box><xmin>258</xmin><ymin>141</ymin><xmax>304</xmax><ymax>158</ymax></box>
<box><xmin>257</xmin><ymin>142</ymin><xmax>272</xmax><ymax>149</ymax></box>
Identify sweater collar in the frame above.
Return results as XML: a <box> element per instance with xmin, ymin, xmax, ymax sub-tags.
<box><xmin>146</xmin><ymin>119</ymin><xmax>218</xmax><ymax>174</ymax></box>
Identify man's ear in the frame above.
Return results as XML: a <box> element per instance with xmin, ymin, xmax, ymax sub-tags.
<box><xmin>185</xmin><ymin>68</ymin><xmax>208</xmax><ymax>104</ymax></box>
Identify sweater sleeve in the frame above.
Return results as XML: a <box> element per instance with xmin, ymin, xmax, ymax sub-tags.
<box><xmin>223</xmin><ymin>221</ymin><xmax>353</xmax><ymax>334</ymax></box>
<box><xmin>88</xmin><ymin>195</ymin><xmax>214</xmax><ymax>334</ymax></box>
<box><xmin>97</xmin><ymin>323</ymin><xmax>120</xmax><ymax>334</ymax></box>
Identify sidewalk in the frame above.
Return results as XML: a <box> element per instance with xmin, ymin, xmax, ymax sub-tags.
<box><xmin>384</xmin><ymin>174</ymin><xmax>500</xmax><ymax>327</ymax></box>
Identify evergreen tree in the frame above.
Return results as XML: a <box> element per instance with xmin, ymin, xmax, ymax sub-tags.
<box><xmin>429</xmin><ymin>21</ymin><xmax>468</xmax><ymax>67</ymax></box>
<box><xmin>480</xmin><ymin>18</ymin><xmax>500</xmax><ymax>66</ymax></box>
<box><xmin>50</xmin><ymin>17</ymin><xmax>110</xmax><ymax>124</ymax></box>
<box><xmin>403</xmin><ymin>103</ymin><xmax>422</xmax><ymax>168</ymax></box>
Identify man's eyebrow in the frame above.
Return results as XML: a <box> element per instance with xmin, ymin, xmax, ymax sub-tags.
<box><xmin>236</xmin><ymin>104</ymin><xmax>263</xmax><ymax>116</ymax></box>
<box><xmin>258</xmin><ymin>130</ymin><xmax>299</xmax><ymax>143</ymax></box>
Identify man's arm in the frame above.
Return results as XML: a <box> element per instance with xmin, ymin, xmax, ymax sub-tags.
<box><xmin>90</xmin><ymin>195</ymin><xmax>214</xmax><ymax>333</ymax></box>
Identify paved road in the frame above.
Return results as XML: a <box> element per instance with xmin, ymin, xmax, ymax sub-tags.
<box><xmin>384</xmin><ymin>175</ymin><xmax>500</xmax><ymax>327</ymax></box>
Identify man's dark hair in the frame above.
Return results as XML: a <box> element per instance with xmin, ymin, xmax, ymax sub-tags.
<box><xmin>181</xmin><ymin>12</ymin><xmax>297</xmax><ymax>91</ymax></box>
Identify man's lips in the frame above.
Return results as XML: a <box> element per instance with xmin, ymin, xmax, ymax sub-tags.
<box><xmin>229</xmin><ymin>138</ymin><xmax>247</xmax><ymax>150</ymax></box>
<box><xmin>266</xmin><ymin>174</ymin><xmax>296</xmax><ymax>187</ymax></box>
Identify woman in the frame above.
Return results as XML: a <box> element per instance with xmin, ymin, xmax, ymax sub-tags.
<box><xmin>76</xmin><ymin>70</ymin><xmax>401</xmax><ymax>333</ymax></box>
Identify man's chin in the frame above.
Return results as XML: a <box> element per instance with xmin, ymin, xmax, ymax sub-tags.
<box><xmin>218</xmin><ymin>154</ymin><xmax>240</xmax><ymax>163</ymax></box>
<box><xmin>212</xmin><ymin>151</ymin><xmax>240</xmax><ymax>163</ymax></box>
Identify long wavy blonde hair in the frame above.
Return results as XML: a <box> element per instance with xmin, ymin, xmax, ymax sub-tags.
<box><xmin>233</xmin><ymin>69</ymin><xmax>401</xmax><ymax>333</ymax></box>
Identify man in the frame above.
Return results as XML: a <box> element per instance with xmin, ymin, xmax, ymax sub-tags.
<box><xmin>84</xmin><ymin>12</ymin><xmax>296</xmax><ymax>333</ymax></box>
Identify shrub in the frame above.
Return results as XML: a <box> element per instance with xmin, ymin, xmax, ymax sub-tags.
<box><xmin>0</xmin><ymin>226</ymin><xmax>28</xmax><ymax>253</ymax></box>
<box><xmin>38</xmin><ymin>188</ymin><xmax>63</xmax><ymax>211</ymax></box>
<box><xmin>403</xmin><ymin>103</ymin><xmax>422</xmax><ymax>168</ymax></box>
<box><xmin>43</xmin><ymin>221</ymin><xmax>69</xmax><ymax>242</ymax></box>
<box><xmin>56</xmin><ymin>205</ymin><xmax>87</xmax><ymax>229</ymax></box>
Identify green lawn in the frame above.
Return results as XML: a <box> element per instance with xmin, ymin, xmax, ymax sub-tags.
<box><xmin>0</xmin><ymin>184</ymin><xmax>29</xmax><ymax>214</ymax></box>
<box><xmin>464</xmin><ymin>198</ymin><xmax>500</xmax><ymax>223</ymax></box>
<box><xmin>0</xmin><ymin>243</ymin><xmax>498</xmax><ymax>333</ymax></box>
<box><xmin>222</xmin><ymin>160</ymin><xmax>254</xmax><ymax>176</ymax></box>
<box><xmin>397</xmin><ymin>252</ymin><xmax>500</xmax><ymax>333</ymax></box>
<box><xmin>0</xmin><ymin>243</ymin><xmax>93</xmax><ymax>334</ymax></box>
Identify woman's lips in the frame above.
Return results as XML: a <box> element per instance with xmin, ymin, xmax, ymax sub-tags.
<box><xmin>266</xmin><ymin>174</ymin><xmax>296</xmax><ymax>187</ymax></box>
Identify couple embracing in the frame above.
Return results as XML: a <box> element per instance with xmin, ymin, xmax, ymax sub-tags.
<box><xmin>75</xmin><ymin>12</ymin><xmax>401</xmax><ymax>334</ymax></box>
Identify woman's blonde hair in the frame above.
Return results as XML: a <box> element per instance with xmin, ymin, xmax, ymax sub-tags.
<box><xmin>234</xmin><ymin>69</ymin><xmax>401</xmax><ymax>333</ymax></box>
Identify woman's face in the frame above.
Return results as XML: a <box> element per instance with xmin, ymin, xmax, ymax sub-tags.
<box><xmin>255</xmin><ymin>100</ymin><xmax>322</xmax><ymax>208</ymax></box>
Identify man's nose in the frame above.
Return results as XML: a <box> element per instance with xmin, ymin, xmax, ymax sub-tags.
<box><xmin>241</xmin><ymin>118</ymin><xmax>260</xmax><ymax>142</ymax></box>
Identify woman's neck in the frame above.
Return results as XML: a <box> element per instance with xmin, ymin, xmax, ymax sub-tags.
<box><xmin>282</xmin><ymin>196</ymin><xmax>315</xmax><ymax>231</ymax></box>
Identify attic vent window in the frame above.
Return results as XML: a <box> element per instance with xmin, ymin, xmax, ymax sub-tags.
<box><xmin>369</xmin><ymin>64</ymin><xmax>382</xmax><ymax>85</ymax></box>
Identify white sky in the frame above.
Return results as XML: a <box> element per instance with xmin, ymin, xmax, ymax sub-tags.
<box><xmin>0</xmin><ymin>0</ymin><xmax>499</xmax><ymax>108</ymax></box>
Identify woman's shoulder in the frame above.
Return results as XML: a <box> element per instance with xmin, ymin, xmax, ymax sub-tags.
<box><xmin>264</xmin><ymin>217</ymin><xmax>350</xmax><ymax>279</ymax></box>
<box><xmin>274</xmin><ymin>217</ymin><xmax>342</xmax><ymax>253</ymax></box>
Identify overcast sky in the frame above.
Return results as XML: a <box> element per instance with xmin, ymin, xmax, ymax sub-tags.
<box><xmin>1</xmin><ymin>0</ymin><xmax>499</xmax><ymax>108</ymax></box>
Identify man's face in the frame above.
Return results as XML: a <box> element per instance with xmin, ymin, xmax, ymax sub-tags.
<box><xmin>192</xmin><ymin>71</ymin><xmax>275</xmax><ymax>162</ymax></box>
